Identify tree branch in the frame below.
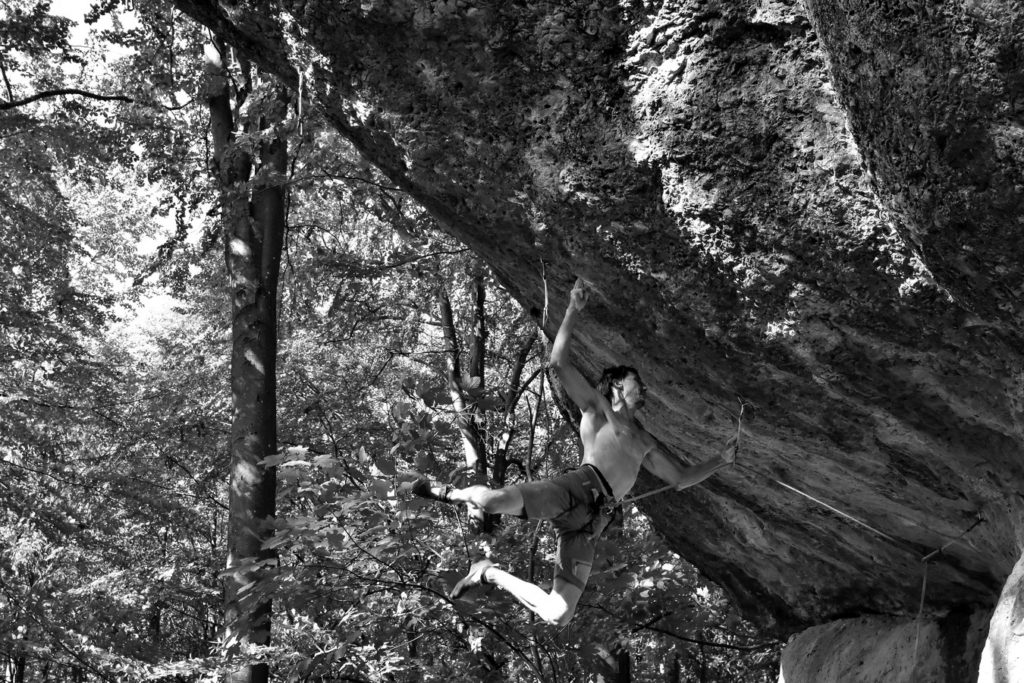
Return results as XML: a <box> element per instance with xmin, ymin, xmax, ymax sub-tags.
<box><xmin>0</xmin><ymin>88</ymin><xmax>134</xmax><ymax>110</ymax></box>
<box><xmin>0</xmin><ymin>55</ymin><xmax>14</xmax><ymax>101</ymax></box>
<box><xmin>0</xmin><ymin>87</ymin><xmax>194</xmax><ymax>111</ymax></box>
<box><xmin>286</xmin><ymin>172</ymin><xmax>403</xmax><ymax>193</ymax></box>
<box><xmin>639</xmin><ymin>622</ymin><xmax>781</xmax><ymax>652</ymax></box>
<box><xmin>580</xmin><ymin>601</ymin><xmax>781</xmax><ymax>652</ymax></box>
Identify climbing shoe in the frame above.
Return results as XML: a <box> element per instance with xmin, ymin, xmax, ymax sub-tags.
<box><xmin>411</xmin><ymin>477</ymin><xmax>453</xmax><ymax>503</ymax></box>
<box><xmin>450</xmin><ymin>559</ymin><xmax>496</xmax><ymax>599</ymax></box>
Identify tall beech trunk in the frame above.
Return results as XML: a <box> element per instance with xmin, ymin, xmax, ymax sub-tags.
<box><xmin>205</xmin><ymin>38</ymin><xmax>287</xmax><ymax>683</ymax></box>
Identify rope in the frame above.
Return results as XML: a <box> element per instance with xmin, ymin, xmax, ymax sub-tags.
<box><xmin>722</xmin><ymin>404</ymin><xmax>984</xmax><ymax>667</ymax></box>
<box><xmin>540</xmin><ymin>259</ymin><xmax>549</xmax><ymax>327</ymax></box>
<box><xmin>609</xmin><ymin>389</ymin><xmax>987</xmax><ymax>665</ymax></box>
<box><xmin>920</xmin><ymin>517</ymin><xmax>984</xmax><ymax>563</ymax></box>
<box><xmin>912</xmin><ymin>514</ymin><xmax>985</xmax><ymax>664</ymax></box>
<box><xmin>617</xmin><ymin>399</ymin><xmax>985</xmax><ymax>632</ymax></box>
<box><xmin>620</xmin><ymin>399</ymin><xmax>746</xmax><ymax>506</ymax></box>
<box><xmin>914</xmin><ymin>562</ymin><xmax>928</xmax><ymax>664</ymax></box>
<box><xmin>621</xmin><ymin>398</ymin><xmax>981</xmax><ymax>560</ymax></box>
<box><xmin>745</xmin><ymin>467</ymin><xmax>902</xmax><ymax>545</ymax></box>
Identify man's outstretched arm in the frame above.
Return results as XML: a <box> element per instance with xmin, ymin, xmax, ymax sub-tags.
<box><xmin>549</xmin><ymin>278</ymin><xmax>603</xmax><ymax>412</ymax></box>
<box><xmin>642</xmin><ymin>437</ymin><xmax>736</xmax><ymax>490</ymax></box>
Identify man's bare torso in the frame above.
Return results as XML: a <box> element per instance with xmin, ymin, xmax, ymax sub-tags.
<box><xmin>579</xmin><ymin>408</ymin><xmax>652</xmax><ymax>500</ymax></box>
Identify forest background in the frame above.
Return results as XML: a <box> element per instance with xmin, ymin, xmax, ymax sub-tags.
<box><xmin>1</xmin><ymin>1</ymin><xmax>781</xmax><ymax>681</ymax></box>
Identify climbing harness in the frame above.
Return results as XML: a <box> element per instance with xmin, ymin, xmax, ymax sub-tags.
<box><xmin>588</xmin><ymin>501</ymin><xmax>623</xmax><ymax>541</ymax></box>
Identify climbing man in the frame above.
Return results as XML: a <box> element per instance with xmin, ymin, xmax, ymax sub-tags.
<box><xmin>413</xmin><ymin>278</ymin><xmax>737</xmax><ymax>626</ymax></box>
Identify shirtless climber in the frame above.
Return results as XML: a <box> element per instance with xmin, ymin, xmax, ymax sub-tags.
<box><xmin>412</xmin><ymin>278</ymin><xmax>737</xmax><ymax>626</ymax></box>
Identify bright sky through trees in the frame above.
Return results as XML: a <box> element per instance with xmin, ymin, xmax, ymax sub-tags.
<box><xmin>0</xmin><ymin>3</ymin><xmax>781</xmax><ymax>680</ymax></box>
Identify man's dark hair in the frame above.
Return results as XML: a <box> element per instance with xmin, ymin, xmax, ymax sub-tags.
<box><xmin>597</xmin><ymin>365</ymin><xmax>643</xmax><ymax>401</ymax></box>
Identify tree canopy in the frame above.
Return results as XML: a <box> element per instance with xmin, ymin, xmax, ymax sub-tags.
<box><xmin>1</xmin><ymin>1</ymin><xmax>781</xmax><ymax>681</ymax></box>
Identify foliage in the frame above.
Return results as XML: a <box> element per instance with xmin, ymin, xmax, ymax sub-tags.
<box><xmin>0</xmin><ymin>1</ymin><xmax>781</xmax><ymax>681</ymax></box>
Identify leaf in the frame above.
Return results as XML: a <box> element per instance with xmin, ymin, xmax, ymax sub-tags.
<box><xmin>374</xmin><ymin>456</ymin><xmax>396</xmax><ymax>476</ymax></box>
<box><xmin>391</xmin><ymin>402</ymin><xmax>412</xmax><ymax>420</ymax></box>
<box><xmin>475</xmin><ymin>395</ymin><xmax>503</xmax><ymax>411</ymax></box>
<box><xmin>370</xmin><ymin>479</ymin><xmax>390</xmax><ymax>498</ymax></box>
<box><xmin>313</xmin><ymin>454</ymin><xmax>338</xmax><ymax>469</ymax></box>
<box><xmin>262</xmin><ymin>530</ymin><xmax>294</xmax><ymax>550</ymax></box>
<box><xmin>418</xmin><ymin>385</ymin><xmax>452</xmax><ymax>406</ymax></box>
<box><xmin>261</xmin><ymin>452</ymin><xmax>289</xmax><ymax>467</ymax></box>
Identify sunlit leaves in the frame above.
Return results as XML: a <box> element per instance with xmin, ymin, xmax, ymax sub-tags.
<box><xmin>0</xmin><ymin>0</ymin><xmax>76</xmax><ymax>63</ymax></box>
<box><xmin>0</xmin><ymin>2</ymin><xmax>787</xmax><ymax>680</ymax></box>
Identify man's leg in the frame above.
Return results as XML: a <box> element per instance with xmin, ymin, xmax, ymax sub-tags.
<box><xmin>448</xmin><ymin>530</ymin><xmax>594</xmax><ymax>627</ymax></box>
<box><xmin>416</xmin><ymin>474</ymin><xmax>590</xmax><ymax>624</ymax></box>
<box><xmin>413</xmin><ymin>480</ymin><xmax>525</xmax><ymax>516</ymax></box>
<box><xmin>476</xmin><ymin>565</ymin><xmax>586</xmax><ymax>627</ymax></box>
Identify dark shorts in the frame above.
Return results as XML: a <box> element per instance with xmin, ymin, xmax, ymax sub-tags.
<box><xmin>513</xmin><ymin>465</ymin><xmax>611</xmax><ymax>590</ymax></box>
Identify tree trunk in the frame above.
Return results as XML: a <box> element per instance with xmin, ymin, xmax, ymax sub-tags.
<box><xmin>614</xmin><ymin>641</ymin><xmax>631</xmax><ymax>683</ymax></box>
<box><xmin>437</xmin><ymin>285</ymin><xmax>491</xmax><ymax>533</ymax></box>
<box><xmin>148</xmin><ymin>600</ymin><xmax>163</xmax><ymax>645</ymax></box>
<box><xmin>205</xmin><ymin>37</ymin><xmax>287</xmax><ymax>683</ymax></box>
<box><xmin>492</xmin><ymin>328</ymin><xmax>536</xmax><ymax>486</ymax></box>
<box><xmin>666</xmin><ymin>653</ymin><xmax>680</xmax><ymax>683</ymax></box>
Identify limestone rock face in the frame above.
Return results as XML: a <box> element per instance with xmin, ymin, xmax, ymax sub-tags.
<box><xmin>779</xmin><ymin>612</ymin><xmax>989</xmax><ymax>683</ymax></box>
<box><xmin>979</xmin><ymin>553</ymin><xmax>1024</xmax><ymax>683</ymax></box>
<box><xmin>172</xmin><ymin>0</ymin><xmax>1024</xmax><ymax>636</ymax></box>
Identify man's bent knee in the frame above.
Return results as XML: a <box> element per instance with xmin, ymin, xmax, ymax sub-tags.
<box><xmin>476</xmin><ymin>487</ymin><xmax>523</xmax><ymax>515</ymax></box>
<box><xmin>542</xmin><ymin>582</ymin><xmax>584</xmax><ymax>626</ymax></box>
<box><xmin>551</xmin><ymin>606</ymin><xmax>576</xmax><ymax>627</ymax></box>
<box><xmin>537</xmin><ymin>595</ymin><xmax>575</xmax><ymax>627</ymax></box>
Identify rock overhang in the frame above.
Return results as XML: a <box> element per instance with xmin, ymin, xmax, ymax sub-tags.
<box><xmin>172</xmin><ymin>0</ymin><xmax>1024</xmax><ymax>635</ymax></box>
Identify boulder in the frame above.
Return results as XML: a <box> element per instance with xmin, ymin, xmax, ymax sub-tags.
<box><xmin>172</xmin><ymin>0</ymin><xmax>1024</xmax><ymax>670</ymax></box>
<box><xmin>780</xmin><ymin>610</ymin><xmax>989</xmax><ymax>683</ymax></box>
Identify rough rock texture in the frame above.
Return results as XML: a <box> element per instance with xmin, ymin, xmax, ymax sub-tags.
<box><xmin>780</xmin><ymin>611</ymin><xmax>990</xmax><ymax>683</ymax></box>
<box><xmin>979</xmin><ymin>553</ymin><xmax>1024</xmax><ymax>683</ymax></box>
<box><xmin>172</xmin><ymin>0</ymin><xmax>1024</xmax><ymax>656</ymax></box>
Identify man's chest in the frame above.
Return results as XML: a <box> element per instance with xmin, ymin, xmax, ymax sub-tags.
<box><xmin>581</xmin><ymin>414</ymin><xmax>649</xmax><ymax>457</ymax></box>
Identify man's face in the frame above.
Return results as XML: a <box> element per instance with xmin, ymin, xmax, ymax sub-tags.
<box><xmin>616</xmin><ymin>373</ymin><xmax>646</xmax><ymax>408</ymax></box>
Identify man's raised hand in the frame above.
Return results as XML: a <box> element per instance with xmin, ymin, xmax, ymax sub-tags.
<box><xmin>570</xmin><ymin>277</ymin><xmax>590</xmax><ymax>311</ymax></box>
<box><xmin>721</xmin><ymin>435</ymin><xmax>738</xmax><ymax>464</ymax></box>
